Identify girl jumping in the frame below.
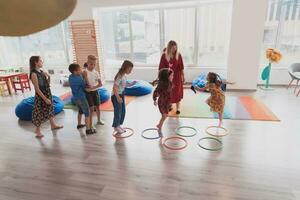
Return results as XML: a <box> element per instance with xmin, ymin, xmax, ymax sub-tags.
<box><xmin>153</xmin><ymin>68</ymin><xmax>174</xmax><ymax>136</ymax></box>
<box><xmin>192</xmin><ymin>72</ymin><xmax>226</xmax><ymax>127</ymax></box>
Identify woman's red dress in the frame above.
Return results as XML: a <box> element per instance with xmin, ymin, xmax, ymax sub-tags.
<box><xmin>159</xmin><ymin>53</ymin><xmax>184</xmax><ymax>103</ymax></box>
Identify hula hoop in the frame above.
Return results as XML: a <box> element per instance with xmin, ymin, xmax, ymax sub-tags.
<box><xmin>197</xmin><ymin>137</ymin><xmax>223</xmax><ymax>151</ymax></box>
<box><xmin>162</xmin><ymin>136</ymin><xmax>188</xmax><ymax>151</ymax></box>
<box><xmin>113</xmin><ymin>128</ymin><xmax>134</xmax><ymax>139</ymax></box>
<box><xmin>175</xmin><ymin>126</ymin><xmax>197</xmax><ymax>137</ymax></box>
<box><xmin>205</xmin><ymin>126</ymin><xmax>229</xmax><ymax>137</ymax></box>
<box><xmin>141</xmin><ymin>128</ymin><xmax>162</xmax><ymax>140</ymax></box>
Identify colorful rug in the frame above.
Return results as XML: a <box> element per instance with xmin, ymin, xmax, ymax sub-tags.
<box><xmin>60</xmin><ymin>92</ymin><xmax>136</xmax><ymax>112</ymax></box>
<box><xmin>168</xmin><ymin>94</ymin><xmax>279</xmax><ymax>121</ymax></box>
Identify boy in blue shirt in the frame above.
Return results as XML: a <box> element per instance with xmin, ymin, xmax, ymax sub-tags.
<box><xmin>68</xmin><ymin>63</ymin><xmax>94</xmax><ymax>135</ymax></box>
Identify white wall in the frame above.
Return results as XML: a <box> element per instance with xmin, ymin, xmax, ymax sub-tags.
<box><xmin>227</xmin><ymin>0</ymin><xmax>268</xmax><ymax>90</ymax></box>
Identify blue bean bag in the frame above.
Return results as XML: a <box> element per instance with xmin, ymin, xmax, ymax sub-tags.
<box><xmin>192</xmin><ymin>73</ymin><xmax>227</xmax><ymax>91</ymax></box>
<box><xmin>124</xmin><ymin>80</ymin><xmax>153</xmax><ymax>96</ymax></box>
<box><xmin>15</xmin><ymin>95</ymin><xmax>64</xmax><ymax>121</ymax></box>
<box><xmin>71</xmin><ymin>87</ymin><xmax>110</xmax><ymax>104</ymax></box>
<box><xmin>98</xmin><ymin>87</ymin><xmax>110</xmax><ymax>103</ymax></box>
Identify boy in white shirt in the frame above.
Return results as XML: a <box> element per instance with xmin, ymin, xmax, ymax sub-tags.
<box><xmin>83</xmin><ymin>55</ymin><xmax>105</xmax><ymax>132</ymax></box>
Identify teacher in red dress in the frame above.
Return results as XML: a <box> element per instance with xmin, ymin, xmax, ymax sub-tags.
<box><xmin>159</xmin><ymin>40</ymin><xmax>185</xmax><ymax>114</ymax></box>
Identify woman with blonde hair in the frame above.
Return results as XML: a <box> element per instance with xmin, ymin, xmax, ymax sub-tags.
<box><xmin>158</xmin><ymin>40</ymin><xmax>185</xmax><ymax>114</ymax></box>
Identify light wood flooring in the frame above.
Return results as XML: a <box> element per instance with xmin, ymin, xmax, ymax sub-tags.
<box><xmin>0</xmin><ymin>84</ymin><xmax>300</xmax><ymax>200</ymax></box>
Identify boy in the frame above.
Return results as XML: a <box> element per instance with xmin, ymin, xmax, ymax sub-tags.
<box><xmin>68</xmin><ymin>63</ymin><xmax>93</xmax><ymax>135</ymax></box>
<box><xmin>83</xmin><ymin>55</ymin><xmax>105</xmax><ymax>132</ymax></box>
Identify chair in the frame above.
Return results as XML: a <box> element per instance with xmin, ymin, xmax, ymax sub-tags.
<box><xmin>0</xmin><ymin>81</ymin><xmax>9</xmax><ymax>96</ymax></box>
<box><xmin>11</xmin><ymin>73</ymin><xmax>31</xmax><ymax>94</ymax></box>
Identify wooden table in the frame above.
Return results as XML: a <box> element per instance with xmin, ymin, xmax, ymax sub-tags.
<box><xmin>0</xmin><ymin>73</ymin><xmax>25</xmax><ymax>95</ymax></box>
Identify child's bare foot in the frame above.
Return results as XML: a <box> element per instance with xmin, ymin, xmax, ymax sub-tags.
<box><xmin>218</xmin><ymin>121</ymin><xmax>223</xmax><ymax>127</ymax></box>
<box><xmin>35</xmin><ymin>131</ymin><xmax>44</xmax><ymax>138</ymax></box>
<box><xmin>51</xmin><ymin>125</ymin><xmax>63</xmax><ymax>130</ymax></box>
<box><xmin>158</xmin><ymin>129</ymin><xmax>163</xmax><ymax>137</ymax></box>
<box><xmin>156</xmin><ymin>125</ymin><xmax>163</xmax><ymax>137</ymax></box>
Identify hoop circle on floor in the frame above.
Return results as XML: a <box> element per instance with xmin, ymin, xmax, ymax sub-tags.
<box><xmin>197</xmin><ymin>137</ymin><xmax>223</xmax><ymax>151</ymax></box>
<box><xmin>162</xmin><ymin>136</ymin><xmax>188</xmax><ymax>150</ymax></box>
<box><xmin>113</xmin><ymin>128</ymin><xmax>134</xmax><ymax>139</ymax></box>
<box><xmin>175</xmin><ymin>126</ymin><xmax>198</xmax><ymax>137</ymax></box>
<box><xmin>205</xmin><ymin>126</ymin><xmax>229</xmax><ymax>137</ymax></box>
<box><xmin>141</xmin><ymin>128</ymin><xmax>161</xmax><ymax>140</ymax></box>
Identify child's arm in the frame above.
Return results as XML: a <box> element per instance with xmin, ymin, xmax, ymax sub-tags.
<box><xmin>31</xmin><ymin>73</ymin><xmax>51</xmax><ymax>105</ymax></box>
<box><xmin>113</xmin><ymin>84</ymin><xmax>123</xmax><ymax>103</ymax></box>
<box><xmin>82</xmin><ymin>71</ymin><xmax>91</xmax><ymax>88</ymax></box>
<box><xmin>126</xmin><ymin>80</ymin><xmax>137</xmax><ymax>87</ymax></box>
<box><xmin>91</xmin><ymin>72</ymin><xmax>103</xmax><ymax>90</ymax></box>
<box><xmin>223</xmin><ymin>80</ymin><xmax>235</xmax><ymax>85</ymax></box>
<box><xmin>153</xmin><ymin>87</ymin><xmax>160</xmax><ymax>106</ymax></box>
<box><xmin>43</xmin><ymin>71</ymin><xmax>51</xmax><ymax>84</ymax></box>
<box><xmin>195</xmin><ymin>85</ymin><xmax>208</xmax><ymax>92</ymax></box>
<box><xmin>91</xmin><ymin>79</ymin><xmax>102</xmax><ymax>90</ymax></box>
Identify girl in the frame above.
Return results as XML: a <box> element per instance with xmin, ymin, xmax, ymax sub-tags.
<box><xmin>193</xmin><ymin>72</ymin><xmax>225</xmax><ymax>127</ymax></box>
<box><xmin>111</xmin><ymin>60</ymin><xmax>136</xmax><ymax>134</ymax></box>
<box><xmin>29</xmin><ymin>56</ymin><xmax>63</xmax><ymax>138</ymax></box>
<box><xmin>153</xmin><ymin>68</ymin><xmax>174</xmax><ymax>136</ymax></box>
<box><xmin>159</xmin><ymin>40</ymin><xmax>184</xmax><ymax>115</ymax></box>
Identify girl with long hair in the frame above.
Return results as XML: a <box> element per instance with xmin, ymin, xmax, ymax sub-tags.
<box><xmin>29</xmin><ymin>56</ymin><xmax>63</xmax><ymax>138</ymax></box>
<box><xmin>159</xmin><ymin>40</ymin><xmax>185</xmax><ymax>115</ymax></box>
<box><xmin>153</xmin><ymin>68</ymin><xmax>174</xmax><ymax>135</ymax></box>
<box><xmin>111</xmin><ymin>60</ymin><xmax>136</xmax><ymax>134</ymax></box>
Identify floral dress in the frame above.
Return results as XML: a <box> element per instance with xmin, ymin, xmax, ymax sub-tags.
<box><xmin>153</xmin><ymin>83</ymin><xmax>172</xmax><ymax>114</ymax></box>
<box><xmin>206</xmin><ymin>83</ymin><xmax>225</xmax><ymax>114</ymax></box>
<box><xmin>30</xmin><ymin>69</ymin><xmax>54</xmax><ymax>127</ymax></box>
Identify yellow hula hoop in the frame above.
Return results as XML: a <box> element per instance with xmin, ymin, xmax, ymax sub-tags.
<box><xmin>205</xmin><ymin>126</ymin><xmax>229</xmax><ymax>137</ymax></box>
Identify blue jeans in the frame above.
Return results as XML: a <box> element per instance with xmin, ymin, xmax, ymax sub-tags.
<box><xmin>111</xmin><ymin>94</ymin><xmax>125</xmax><ymax>128</ymax></box>
<box><xmin>74</xmin><ymin>98</ymin><xmax>90</xmax><ymax>117</ymax></box>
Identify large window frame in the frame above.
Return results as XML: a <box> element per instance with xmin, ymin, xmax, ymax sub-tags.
<box><xmin>0</xmin><ymin>21</ymin><xmax>72</xmax><ymax>70</ymax></box>
<box><xmin>94</xmin><ymin>0</ymin><xmax>233</xmax><ymax>69</ymax></box>
<box><xmin>261</xmin><ymin>0</ymin><xmax>300</xmax><ymax>69</ymax></box>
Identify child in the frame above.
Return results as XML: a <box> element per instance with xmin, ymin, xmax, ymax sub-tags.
<box><xmin>111</xmin><ymin>60</ymin><xmax>136</xmax><ymax>134</ymax></box>
<box><xmin>83</xmin><ymin>55</ymin><xmax>104</xmax><ymax>133</ymax></box>
<box><xmin>68</xmin><ymin>63</ymin><xmax>94</xmax><ymax>135</ymax></box>
<box><xmin>153</xmin><ymin>68</ymin><xmax>174</xmax><ymax>136</ymax></box>
<box><xmin>29</xmin><ymin>56</ymin><xmax>63</xmax><ymax>138</ymax></box>
<box><xmin>192</xmin><ymin>72</ymin><xmax>226</xmax><ymax>127</ymax></box>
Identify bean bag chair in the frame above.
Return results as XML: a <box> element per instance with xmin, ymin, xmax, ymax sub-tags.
<box><xmin>15</xmin><ymin>95</ymin><xmax>64</xmax><ymax>121</ymax></box>
<box><xmin>97</xmin><ymin>87</ymin><xmax>110</xmax><ymax>103</ymax></box>
<box><xmin>71</xmin><ymin>87</ymin><xmax>110</xmax><ymax>104</ymax></box>
<box><xmin>124</xmin><ymin>80</ymin><xmax>153</xmax><ymax>96</ymax></box>
<box><xmin>192</xmin><ymin>73</ymin><xmax>227</xmax><ymax>92</ymax></box>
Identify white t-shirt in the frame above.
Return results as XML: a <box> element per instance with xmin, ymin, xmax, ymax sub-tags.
<box><xmin>113</xmin><ymin>75</ymin><xmax>127</xmax><ymax>95</ymax></box>
<box><xmin>85</xmin><ymin>69</ymin><xmax>101</xmax><ymax>91</ymax></box>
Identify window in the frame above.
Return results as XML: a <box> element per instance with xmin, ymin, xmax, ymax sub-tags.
<box><xmin>261</xmin><ymin>0</ymin><xmax>300</xmax><ymax>67</ymax></box>
<box><xmin>95</xmin><ymin>0</ymin><xmax>233</xmax><ymax>68</ymax></box>
<box><xmin>197</xmin><ymin>1</ymin><xmax>232</xmax><ymax>66</ymax></box>
<box><xmin>131</xmin><ymin>10</ymin><xmax>160</xmax><ymax>64</ymax></box>
<box><xmin>164</xmin><ymin>8</ymin><xmax>196</xmax><ymax>65</ymax></box>
<box><xmin>0</xmin><ymin>21</ymin><xmax>71</xmax><ymax>70</ymax></box>
<box><xmin>101</xmin><ymin>10</ymin><xmax>131</xmax><ymax>66</ymax></box>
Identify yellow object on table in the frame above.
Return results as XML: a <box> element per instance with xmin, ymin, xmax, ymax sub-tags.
<box><xmin>0</xmin><ymin>81</ymin><xmax>9</xmax><ymax>96</ymax></box>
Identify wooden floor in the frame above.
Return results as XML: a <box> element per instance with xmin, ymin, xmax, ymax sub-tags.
<box><xmin>0</xmin><ymin>85</ymin><xmax>300</xmax><ymax>200</ymax></box>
